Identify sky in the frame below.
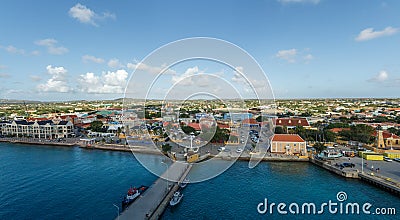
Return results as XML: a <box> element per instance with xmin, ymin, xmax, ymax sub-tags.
<box><xmin>0</xmin><ymin>0</ymin><xmax>400</xmax><ymax>101</ymax></box>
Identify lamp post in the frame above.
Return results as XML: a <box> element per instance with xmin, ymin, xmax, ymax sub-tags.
<box><xmin>190</xmin><ymin>132</ymin><xmax>194</xmax><ymax>151</ymax></box>
<box><xmin>361</xmin><ymin>151</ymin><xmax>364</xmax><ymax>173</ymax></box>
<box><xmin>113</xmin><ymin>204</ymin><xmax>119</xmax><ymax>220</ymax></box>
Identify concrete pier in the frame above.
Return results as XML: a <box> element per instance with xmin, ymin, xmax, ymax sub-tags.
<box><xmin>309</xmin><ymin>158</ymin><xmax>359</xmax><ymax>178</ymax></box>
<box><xmin>118</xmin><ymin>162</ymin><xmax>191</xmax><ymax>220</ymax></box>
<box><xmin>359</xmin><ymin>172</ymin><xmax>400</xmax><ymax>195</ymax></box>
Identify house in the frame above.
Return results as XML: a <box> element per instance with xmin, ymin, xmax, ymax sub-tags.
<box><xmin>187</xmin><ymin>123</ymin><xmax>201</xmax><ymax>131</ymax></box>
<box><xmin>274</xmin><ymin>118</ymin><xmax>310</xmax><ymax>130</ymax></box>
<box><xmin>375</xmin><ymin>130</ymin><xmax>400</xmax><ymax>149</ymax></box>
<box><xmin>241</xmin><ymin>118</ymin><xmax>259</xmax><ymax>128</ymax></box>
<box><xmin>0</xmin><ymin>120</ymin><xmax>74</xmax><ymax>139</ymax></box>
<box><xmin>270</xmin><ymin>134</ymin><xmax>307</xmax><ymax>156</ymax></box>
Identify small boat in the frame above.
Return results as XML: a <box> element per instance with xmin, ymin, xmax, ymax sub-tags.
<box><xmin>318</xmin><ymin>147</ymin><xmax>342</xmax><ymax>159</ymax></box>
<box><xmin>179</xmin><ymin>179</ymin><xmax>189</xmax><ymax>188</ymax></box>
<box><xmin>169</xmin><ymin>191</ymin><xmax>183</xmax><ymax>206</ymax></box>
<box><xmin>122</xmin><ymin>185</ymin><xmax>148</xmax><ymax>209</ymax></box>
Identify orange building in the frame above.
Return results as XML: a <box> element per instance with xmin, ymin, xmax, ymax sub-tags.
<box><xmin>270</xmin><ymin>134</ymin><xmax>307</xmax><ymax>156</ymax></box>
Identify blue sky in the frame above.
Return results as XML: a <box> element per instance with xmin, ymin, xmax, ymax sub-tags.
<box><xmin>0</xmin><ymin>0</ymin><xmax>399</xmax><ymax>101</ymax></box>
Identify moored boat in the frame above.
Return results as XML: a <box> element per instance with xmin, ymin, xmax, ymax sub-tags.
<box><xmin>169</xmin><ymin>191</ymin><xmax>183</xmax><ymax>206</ymax></box>
<box><xmin>121</xmin><ymin>185</ymin><xmax>148</xmax><ymax>209</ymax></box>
<box><xmin>318</xmin><ymin>147</ymin><xmax>342</xmax><ymax>159</ymax></box>
<box><xmin>179</xmin><ymin>179</ymin><xmax>189</xmax><ymax>188</ymax></box>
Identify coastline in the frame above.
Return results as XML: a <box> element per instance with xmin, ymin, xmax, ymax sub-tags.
<box><xmin>1</xmin><ymin>139</ymin><xmax>399</xmax><ymax>196</ymax></box>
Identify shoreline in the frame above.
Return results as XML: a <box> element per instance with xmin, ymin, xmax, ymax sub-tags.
<box><xmin>0</xmin><ymin>138</ymin><xmax>76</xmax><ymax>147</ymax></box>
<box><xmin>1</xmin><ymin>139</ymin><xmax>399</xmax><ymax>196</ymax></box>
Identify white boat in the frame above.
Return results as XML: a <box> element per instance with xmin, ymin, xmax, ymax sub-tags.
<box><xmin>318</xmin><ymin>147</ymin><xmax>342</xmax><ymax>159</ymax></box>
<box><xmin>179</xmin><ymin>179</ymin><xmax>189</xmax><ymax>188</ymax></box>
<box><xmin>169</xmin><ymin>191</ymin><xmax>183</xmax><ymax>206</ymax></box>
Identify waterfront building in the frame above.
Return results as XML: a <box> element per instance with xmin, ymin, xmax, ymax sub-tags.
<box><xmin>270</xmin><ymin>134</ymin><xmax>307</xmax><ymax>156</ymax></box>
<box><xmin>274</xmin><ymin>118</ymin><xmax>310</xmax><ymax>130</ymax></box>
<box><xmin>224</xmin><ymin>113</ymin><xmax>252</xmax><ymax>122</ymax></box>
<box><xmin>375</xmin><ymin>130</ymin><xmax>400</xmax><ymax>149</ymax></box>
<box><xmin>0</xmin><ymin>120</ymin><xmax>74</xmax><ymax>139</ymax></box>
<box><xmin>241</xmin><ymin>118</ymin><xmax>259</xmax><ymax>128</ymax></box>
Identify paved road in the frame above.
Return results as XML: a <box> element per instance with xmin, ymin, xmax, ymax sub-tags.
<box><xmin>330</xmin><ymin>156</ymin><xmax>400</xmax><ymax>182</ymax></box>
<box><xmin>118</xmin><ymin>162</ymin><xmax>190</xmax><ymax>220</ymax></box>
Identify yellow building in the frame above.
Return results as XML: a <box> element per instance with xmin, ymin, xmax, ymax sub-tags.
<box><xmin>270</xmin><ymin>134</ymin><xmax>307</xmax><ymax>156</ymax></box>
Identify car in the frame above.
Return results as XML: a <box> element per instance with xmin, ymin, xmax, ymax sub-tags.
<box><xmin>393</xmin><ymin>158</ymin><xmax>400</xmax><ymax>163</ymax></box>
<box><xmin>340</xmin><ymin>162</ymin><xmax>355</xmax><ymax>168</ymax></box>
<box><xmin>236</xmin><ymin>148</ymin><xmax>243</xmax><ymax>153</ymax></box>
<box><xmin>384</xmin><ymin>157</ymin><xmax>393</xmax><ymax>162</ymax></box>
<box><xmin>218</xmin><ymin>147</ymin><xmax>226</xmax><ymax>152</ymax></box>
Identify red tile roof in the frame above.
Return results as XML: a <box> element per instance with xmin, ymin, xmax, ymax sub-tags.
<box><xmin>329</xmin><ymin>128</ymin><xmax>350</xmax><ymax>133</ymax></box>
<box><xmin>27</xmin><ymin>117</ymin><xmax>48</xmax><ymax>122</ymax></box>
<box><xmin>271</xmin><ymin>134</ymin><xmax>305</xmax><ymax>142</ymax></box>
<box><xmin>217</xmin><ymin>123</ymin><xmax>230</xmax><ymax>129</ymax></box>
<box><xmin>188</xmin><ymin>123</ymin><xmax>201</xmax><ymax>130</ymax></box>
<box><xmin>373</xmin><ymin>131</ymin><xmax>400</xmax><ymax>139</ymax></box>
<box><xmin>274</xmin><ymin>118</ymin><xmax>309</xmax><ymax>127</ymax></box>
<box><xmin>242</xmin><ymin>118</ymin><xmax>259</xmax><ymax>124</ymax></box>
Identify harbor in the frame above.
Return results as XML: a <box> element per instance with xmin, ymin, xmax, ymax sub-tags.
<box><xmin>310</xmin><ymin>156</ymin><xmax>400</xmax><ymax>196</ymax></box>
<box><xmin>1</xmin><ymin>142</ymin><xmax>399</xmax><ymax>219</ymax></box>
<box><xmin>118</xmin><ymin>162</ymin><xmax>192</xmax><ymax>220</ymax></box>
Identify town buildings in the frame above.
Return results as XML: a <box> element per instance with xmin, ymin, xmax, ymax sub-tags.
<box><xmin>0</xmin><ymin>120</ymin><xmax>74</xmax><ymax>139</ymax></box>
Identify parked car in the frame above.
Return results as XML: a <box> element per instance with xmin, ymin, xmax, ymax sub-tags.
<box><xmin>339</xmin><ymin>162</ymin><xmax>355</xmax><ymax>169</ymax></box>
<box><xmin>383</xmin><ymin>157</ymin><xmax>393</xmax><ymax>162</ymax></box>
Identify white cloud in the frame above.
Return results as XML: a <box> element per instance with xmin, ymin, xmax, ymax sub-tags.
<box><xmin>368</xmin><ymin>70</ymin><xmax>389</xmax><ymax>82</ymax></box>
<box><xmin>355</xmin><ymin>26</ymin><xmax>398</xmax><ymax>41</ymax></box>
<box><xmin>108</xmin><ymin>58</ymin><xmax>123</xmax><ymax>68</ymax></box>
<box><xmin>37</xmin><ymin>65</ymin><xmax>71</xmax><ymax>92</ymax></box>
<box><xmin>171</xmin><ymin>66</ymin><xmax>200</xmax><ymax>86</ymax></box>
<box><xmin>48</xmin><ymin>46</ymin><xmax>69</xmax><ymax>55</ymax></box>
<box><xmin>3</xmin><ymin>45</ymin><xmax>25</xmax><ymax>54</ymax></box>
<box><xmin>78</xmin><ymin>69</ymin><xmax>128</xmax><ymax>93</ymax></box>
<box><xmin>127</xmin><ymin>62</ymin><xmax>176</xmax><ymax>75</ymax></box>
<box><xmin>69</xmin><ymin>3</ymin><xmax>115</xmax><ymax>26</ymax></box>
<box><xmin>276</xmin><ymin>49</ymin><xmax>297</xmax><ymax>63</ymax></box>
<box><xmin>303</xmin><ymin>54</ymin><xmax>314</xmax><ymax>62</ymax></box>
<box><xmin>31</xmin><ymin>50</ymin><xmax>40</xmax><ymax>56</ymax></box>
<box><xmin>0</xmin><ymin>73</ymin><xmax>11</xmax><ymax>78</ymax></box>
<box><xmin>82</xmin><ymin>55</ymin><xmax>104</xmax><ymax>63</ymax></box>
<box><xmin>278</xmin><ymin>0</ymin><xmax>320</xmax><ymax>4</ymax></box>
<box><xmin>35</xmin><ymin>39</ymin><xmax>57</xmax><ymax>47</ymax></box>
<box><xmin>30</xmin><ymin>75</ymin><xmax>42</xmax><ymax>82</ymax></box>
<box><xmin>35</xmin><ymin>38</ymin><xmax>69</xmax><ymax>55</ymax></box>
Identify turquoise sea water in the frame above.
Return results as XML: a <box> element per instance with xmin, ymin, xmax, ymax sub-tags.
<box><xmin>0</xmin><ymin>142</ymin><xmax>399</xmax><ymax>219</ymax></box>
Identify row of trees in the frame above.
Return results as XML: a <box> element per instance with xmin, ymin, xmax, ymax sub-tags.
<box><xmin>274</xmin><ymin>123</ymin><xmax>376</xmax><ymax>144</ymax></box>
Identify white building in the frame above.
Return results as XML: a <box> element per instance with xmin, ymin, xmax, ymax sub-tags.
<box><xmin>0</xmin><ymin>120</ymin><xmax>74</xmax><ymax>139</ymax></box>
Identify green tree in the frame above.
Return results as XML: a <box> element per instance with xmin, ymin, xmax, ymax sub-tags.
<box><xmin>181</xmin><ymin>125</ymin><xmax>196</xmax><ymax>135</ymax></box>
<box><xmin>339</xmin><ymin>124</ymin><xmax>375</xmax><ymax>144</ymax></box>
<box><xmin>324</xmin><ymin>130</ymin><xmax>337</xmax><ymax>142</ymax></box>
<box><xmin>274</xmin><ymin>126</ymin><xmax>284</xmax><ymax>134</ymax></box>
<box><xmin>162</xmin><ymin>143</ymin><xmax>172</xmax><ymax>153</ymax></box>
<box><xmin>313</xmin><ymin>142</ymin><xmax>326</xmax><ymax>153</ymax></box>
<box><xmin>90</xmin><ymin>120</ymin><xmax>104</xmax><ymax>132</ymax></box>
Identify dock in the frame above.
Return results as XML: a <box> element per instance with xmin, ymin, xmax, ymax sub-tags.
<box><xmin>309</xmin><ymin>158</ymin><xmax>359</xmax><ymax>178</ymax></box>
<box><xmin>118</xmin><ymin>162</ymin><xmax>192</xmax><ymax>220</ymax></box>
<box><xmin>359</xmin><ymin>172</ymin><xmax>400</xmax><ymax>195</ymax></box>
